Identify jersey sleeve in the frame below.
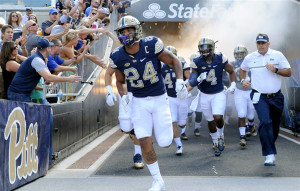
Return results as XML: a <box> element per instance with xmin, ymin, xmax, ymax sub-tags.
<box><xmin>190</xmin><ymin>58</ymin><xmax>197</xmax><ymax>69</ymax></box>
<box><xmin>109</xmin><ymin>47</ymin><xmax>122</xmax><ymax>69</ymax></box>
<box><xmin>222</xmin><ymin>54</ymin><xmax>228</xmax><ymax>65</ymax></box>
<box><xmin>143</xmin><ymin>36</ymin><xmax>164</xmax><ymax>56</ymax></box>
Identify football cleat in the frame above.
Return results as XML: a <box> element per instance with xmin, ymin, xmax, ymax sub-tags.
<box><xmin>240</xmin><ymin>135</ymin><xmax>247</xmax><ymax>147</ymax></box>
<box><xmin>218</xmin><ymin>136</ymin><xmax>225</xmax><ymax>151</ymax></box>
<box><xmin>181</xmin><ymin>133</ymin><xmax>188</xmax><ymax>140</ymax></box>
<box><xmin>133</xmin><ymin>154</ymin><xmax>144</xmax><ymax>169</ymax></box>
<box><xmin>149</xmin><ymin>179</ymin><xmax>166</xmax><ymax>191</ymax></box>
<box><xmin>249</xmin><ymin>125</ymin><xmax>257</xmax><ymax>136</ymax></box>
<box><xmin>264</xmin><ymin>154</ymin><xmax>276</xmax><ymax>166</ymax></box>
<box><xmin>176</xmin><ymin>146</ymin><xmax>183</xmax><ymax>155</ymax></box>
<box><xmin>245</xmin><ymin>125</ymin><xmax>251</xmax><ymax>137</ymax></box>
<box><xmin>213</xmin><ymin>144</ymin><xmax>221</xmax><ymax>156</ymax></box>
<box><xmin>194</xmin><ymin>128</ymin><xmax>200</xmax><ymax>136</ymax></box>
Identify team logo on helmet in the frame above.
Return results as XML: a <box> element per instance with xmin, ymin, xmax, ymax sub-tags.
<box><xmin>115</xmin><ymin>16</ymin><xmax>143</xmax><ymax>46</ymax></box>
<box><xmin>198</xmin><ymin>37</ymin><xmax>215</xmax><ymax>57</ymax></box>
<box><xmin>234</xmin><ymin>45</ymin><xmax>248</xmax><ymax>62</ymax></box>
<box><xmin>166</xmin><ymin>45</ymin><xmax>177</xmax><ymax>56</ymax></box>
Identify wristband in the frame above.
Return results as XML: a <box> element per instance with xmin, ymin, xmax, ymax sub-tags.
<box><xmin>241</xmin><ymin>79</ymin><xmax>245</xmax><ymax>83</ymax></box>
<box><xmin>275</xmin><ymin>68</ymin><xmax>278</xmax><ymax>73</ymax></box>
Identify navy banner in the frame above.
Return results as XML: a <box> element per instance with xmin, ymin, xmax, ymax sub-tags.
<box><xmin>0</xmin><ymin>99</ymin><xmax>51</xmax><ymax>191</ymax></box>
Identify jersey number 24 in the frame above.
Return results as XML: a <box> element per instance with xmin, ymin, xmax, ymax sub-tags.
<box><xmin>124</xmin><ymin>61</ymin><xmax>159</xmax><ymax>88</ymax></box>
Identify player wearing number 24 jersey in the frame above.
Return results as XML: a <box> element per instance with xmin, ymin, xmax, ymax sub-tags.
<box><xmin>109</xmin><ymin>16</ymin><xmax>188</xmax><ymax>191</ymax></box>
<box><xmin>110</xmin><ymin>36</ymin><xmax>166</xmax><ymax>97</ymax></box>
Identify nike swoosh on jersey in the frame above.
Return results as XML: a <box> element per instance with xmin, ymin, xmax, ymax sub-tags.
<box><xmin>140</xmin><ymin>58</ymin><xmax>146</xmax><ymax>62</ymax></box>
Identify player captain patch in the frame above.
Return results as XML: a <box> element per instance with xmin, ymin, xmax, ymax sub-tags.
<box><xmin>202</xmin><ymin>67</ymin><xmax>206</xmax><ymax>69</ymax></box>
<box><xmin>125</xmin><ymin>63</ymin><xmax>130</xmax><ymax>67</ymax></box>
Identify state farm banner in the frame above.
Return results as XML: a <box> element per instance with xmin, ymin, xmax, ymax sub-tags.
<box><xmin>0</xmin><ymin>99</ymin><xmax>51</xmax><ymax>191</ymax></box>
<box><xmin>131</xmin><ymin>0</ymin><xmax>228</xmax><ymax>22</ymax></box>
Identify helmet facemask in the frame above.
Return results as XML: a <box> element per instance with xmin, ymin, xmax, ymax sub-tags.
<box><xmin>234</xmin><ymin>52</ymin><xmax>246</xmax><ymax>62</ymax></box>
<box><xmin>117</xmin><ymin>27</ymin><xmax>138</xmax><ymax>46</ymax></box>
<box><xmin>198</xmin><ymin>44</ymin><xmax>213</xmax><ymax>57</ymax></box>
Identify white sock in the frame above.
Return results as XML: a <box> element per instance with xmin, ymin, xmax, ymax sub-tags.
<box><xmin>217</xmin><ymin>127</ymin><xmax>224</xmax><ymax>138</ymax></box>
<box><xmin>239</xmin><ymin>127</ymin><xmax>246</xmax><ymax>136</ymax></box>
<box><xmin>174</xmin><ymin>137</ymin><xmax>182</xmax><ymax>147</ymax></box>
<box><xmin>134</xmin><ymin>144</ymin><xmax>142</xmax><ymax>156</ymax></box>
<box><xmin>210</xmin><ymin>132</ymin><xmax>218</xmax><ymax>145</ymax></box>
<box><xmin>195</xmin><ymin>122</ymin><xmax>201</xmax><ymax>129</ymax></box>
<box><xmin>181</xmin><ymin>126</ymin><xmax>186</xmax><ymax>134</ymax></box>
<box><xmin>147</xmin><ymin>161</ymin><xmax>162</xmax><ymax>181</ymax></box>
<box><xmin>248</xmin><ymin>121</ymin><xmax>254</xmax><ymax>126</ymax></box>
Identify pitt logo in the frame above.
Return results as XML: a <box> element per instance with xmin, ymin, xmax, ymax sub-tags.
<box><xmin>4</xmin><ymin>107</ymin><xmax>39</xmax><ymax>184</ymax></box>
<box><xmin>125</xmin><ymin>63</ymin><xmax>131</xmax><ymax>67</ymax></box>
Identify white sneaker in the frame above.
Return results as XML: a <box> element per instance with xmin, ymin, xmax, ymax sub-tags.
<box><xmin>264</xmin><ymin>154</ymin><xmax>276</xmax><ymax>166</ymax></box>
<box><xmin>148</xmin><ymin>179</ymin><xmax>166</xmax><ymax>191</ymax></box>
<box><xmin>176</xmin><ymin>146</ymin><xmax>183</xmax><ymax>155</ymax></box>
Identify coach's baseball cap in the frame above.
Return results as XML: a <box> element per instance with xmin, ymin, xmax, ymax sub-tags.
<box><xmin>256</xmin><ymin>34</ymin><xmax>269</xmax><ymax>42</ymax></box>
<box><xmin>49</xmin><ymin>8</ymin><xmax>59</xmax><ymax>15</ymax></box>
<box><xmin>26</xmin><ymin>7</ymin><xmax>33</xmax><ymax>11</ymax></box>
<box><xmin>37</xmin><ymin>38</ymin><xmax>54</xmax><ymax>50</ymax></box>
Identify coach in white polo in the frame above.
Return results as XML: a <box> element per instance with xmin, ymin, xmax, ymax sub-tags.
<box><xmin>239</xmin><ymin>33</ymin><xmax>291</xmax><ymax>166</ymax></box>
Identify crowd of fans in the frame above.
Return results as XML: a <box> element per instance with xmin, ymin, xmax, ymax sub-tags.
<box><xmin>0</xmin><ymin>0</ymin><xmax>132</xmax><ymax>103</ymax></box>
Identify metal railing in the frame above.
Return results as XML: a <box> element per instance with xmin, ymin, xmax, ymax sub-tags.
<box><xmin>42</xmin><ymin>16</ymin><xmax>117</xmax><ymax>103</ymax></box>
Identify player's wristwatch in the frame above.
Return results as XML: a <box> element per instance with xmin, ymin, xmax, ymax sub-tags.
<box><xmin>275</xmin><ymin>68</ymin><xmax>279</xmax><ymax>73</ymax></box>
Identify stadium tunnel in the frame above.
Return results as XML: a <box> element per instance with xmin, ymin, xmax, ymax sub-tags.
<box><xmin>130</xmin><ymin>0</ymin><xmax>300</xmax><ymax>134</ymax></box>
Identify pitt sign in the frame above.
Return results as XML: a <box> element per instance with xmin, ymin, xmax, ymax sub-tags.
<box><xmin>4</xmin><ymin>107</ymin><xmax>39</xmax><ymax>184</ymax></box>
<box><xmin>132</xmin><ymin>0</ymin><xmax>229</xmax><ymax>22</ymax></box>
<box><xmin>0</xmin><ymin>100</ymin><xmax>51</xmax><ymax>191</ymax></box>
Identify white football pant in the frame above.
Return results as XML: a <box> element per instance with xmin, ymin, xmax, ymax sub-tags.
<box><xmin>234</xmin><ymin>89</ymin><xmax>255</xmax><ymax>119</ymax></box>
<box><xmin>169</xmin><ymin>97</ymin><xmax>188</xmax><ymax>126</ymax></box>
<box><xmin>131</xmin><ymin>93</ymin><xmax>173</xmax><ymax>147</ymax></box>
<box><xmin>199</xmin><ymin>90</ymin><xmax>226</xmax><ymax>121</ymax></box>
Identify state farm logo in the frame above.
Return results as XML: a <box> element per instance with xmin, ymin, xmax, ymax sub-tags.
<box><xmin>143</xmin><ymin>3</ymin><xmax>166</xmax><ymax>19</ymax></box>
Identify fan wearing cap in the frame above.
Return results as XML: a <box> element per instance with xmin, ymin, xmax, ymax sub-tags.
<box><xmin>42</xmin><ymin>8</ymin><xmax>60</xmax><ymax>36</ymax></box>
<box><xmin>239</xmin><ymin>33</ymin><xmax>291</xmax><ymax>166</ymax></box>
<box><xmin>117</xmin><ymin>0</ymin><xmax>131</xmax><ymax>21</ymax></box>
<box><xmin>50</xmin><ymin>15</ymin><xmax>72</xmax><ymax>38</ymax></box>
<box><xmin>21</xmin><ymin>7</ymin><xmax>33</xmax><ymax>26</ymax></box>
<box><xmin>7</xmin><ymin>38</ymin><xmax>81</xmax><ymax>103</ymax></box>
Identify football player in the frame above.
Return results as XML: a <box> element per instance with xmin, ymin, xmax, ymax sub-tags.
<box><xmin>181</xmin><ymin>52</ymin><xmax>202</xmax><ymax>140</ymax></box>
<box><xmin>232</xmin><ymin>45</ymin><xmax>256</xmax><ymax>147</ymax></box>
<box><xmin>109</xmin><ymin>16</ymin><xmax>188</xmax><ymax>191</ymax></box>
<box><xmin>105</xmin><ymin>66</ymin><xmax>145</xmax><ymax>169</ymax></box>
<box><xmin>161</xmin><ymin>45</ymin><xmax>189</xmax><ymax>155</ymax></box>
<box><xmin>188</xmin><ymin>37</ymin><xmax>237</xmax><ymax>156</ymax></box>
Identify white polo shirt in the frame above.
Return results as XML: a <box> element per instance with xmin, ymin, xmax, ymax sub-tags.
<box><xmin>241</xmin><ymin>48</ymin><xmax>290</xmax><ymax>94</ymax></box>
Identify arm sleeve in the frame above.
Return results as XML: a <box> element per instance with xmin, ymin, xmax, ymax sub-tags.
<box><xmin>56</xmin><ymin>55</ymin><xmax>65</xmax><ymax>65</ymax></box>
<box><xmin>189</xmin><ymin>72</ymin><xmax>198</xmax><ymax>87</ymax></box>
<box><xmin>240</xmin><ymin>56</ymin><xmax>250</xmax><ymax>72</ymax></box>
<box><xmin>31</xmin><ymin>57</ymin><xmax>48</xmax><ymax>72</ymax></box>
